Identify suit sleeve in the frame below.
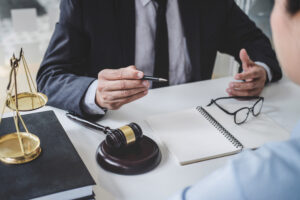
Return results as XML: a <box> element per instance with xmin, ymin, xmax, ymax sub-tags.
<box><xmin>218</xmin><ymin>0</ymin><xmax>282</xmax><ymax>82</ymax></box>
<box><xmin>36</xmin><ymin>0</ymin><xmax>102</xmax><ymax>117</ymax></box>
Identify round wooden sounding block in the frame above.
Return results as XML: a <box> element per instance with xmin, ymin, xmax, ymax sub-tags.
<box><xmin>96</xmin><ymin>136</ymin><xmax>161</xmax><ymax>175</ymax></box>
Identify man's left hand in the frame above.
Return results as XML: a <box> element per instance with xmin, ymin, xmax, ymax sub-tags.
<box><xmin>226</xmin><ymin>49</ymin><xmax>267</xmax><ymax>96</ymax></box>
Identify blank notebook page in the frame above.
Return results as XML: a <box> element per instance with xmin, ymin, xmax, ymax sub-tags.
<box><xmin>204</xmin><ymin>105</ymin><xmax>290</xmax><ymax>149</ymax></box>
<box><xmin>146</xmin><ymin>109</ymin><xmax>241</xmax><ymax>165</ymax></box>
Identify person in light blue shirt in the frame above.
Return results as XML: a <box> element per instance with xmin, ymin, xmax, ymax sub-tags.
<box><xmin>169</xmin><ymin>0</ymin><xmax>300</xmax><ymax>199</ymax></box>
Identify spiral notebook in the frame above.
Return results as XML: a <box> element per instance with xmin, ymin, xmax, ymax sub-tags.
<box><xmin>146</xmin><ymin>105</ymin><xmax>290</xmax><ymax>165</ymax></box>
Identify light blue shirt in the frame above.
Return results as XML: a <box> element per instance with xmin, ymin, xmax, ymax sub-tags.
<box><xmin>82</xmin><ymin>0</ymin><xmax>272</xmax><ymax>115</ymax></box>
<box><xmin>169</xmin><ymin>121</ymin><xmax>300</xmax><ymax>200</ymax></box>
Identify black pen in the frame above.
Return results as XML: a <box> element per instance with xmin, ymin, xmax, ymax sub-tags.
<box><xmin>142</xmin><ymin>75</ymin><xmax>168</xmax><ymax>82</ymax></box>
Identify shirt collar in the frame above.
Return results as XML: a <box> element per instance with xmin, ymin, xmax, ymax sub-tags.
<box><xmin>140</xmin><ymin>0</ymin><xmax>152</xmax><ymax>7</ymax></box>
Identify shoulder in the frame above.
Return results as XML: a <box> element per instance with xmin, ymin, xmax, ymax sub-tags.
<box><xmin>234</xmin><ymin>139</ymin><xmax>300</xmax><ymax>199</ymax></box>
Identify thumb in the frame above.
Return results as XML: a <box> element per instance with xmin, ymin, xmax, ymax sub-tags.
<box><xmin>240</xmin><ymin>49</ymin><xmax>254</xmax><ymax>71</ymax></box>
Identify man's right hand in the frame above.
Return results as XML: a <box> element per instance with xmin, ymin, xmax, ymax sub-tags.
<box><xmin>96</xmin><ymin>66</ymin><xmax>150</xmax><ymax>110</ymax></box>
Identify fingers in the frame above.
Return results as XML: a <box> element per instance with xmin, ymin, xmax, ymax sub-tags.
<box><xmin>96</xmin><ymin>66</ymin><xmax>149</xmax><ymax>110</ymax></box>
<box><xmin>239</xmin><ymin>49</ymin><xmax>255</xmax><ymax>71</ymax></box>
<box><xmin>228</xmin><ymin>64</ymin><xmax>267</xmax><ymax>97</ymax></box>
<box><xmin>229</xmin><ymin>81</ymin><xmax>259</xmax><ymax>91</ymax></box>
<box><xmin>227</xmin><ymin>88</ymin><xmax>262</xmax><ymax>96</ymax></box>
<box><xmin>99</xmin><ymin>79</ymin><xmax>149</xmax><ymax>91</ymax></box>
<box><xmin>97</xmin><ymin>90</ymin><xmax>148</xmax><ymax>110</ymax></box>
<box><xmin>227</xmin><ymin>79</ymin><xmax>264</xmax><ymax>96</ymax></box>
<box><xmin>98</xmin><ymin>65</ymin><xmax>144</xmax><ymax>80</ymax></box>
<box><xmin>100</xmin><ymin>87</ymin><xmax>147</xmax><ymax>102</ymax></box>
<box><xmin>234</xmin><ymin>65</ymin><xmax>265</xmax><ymax>81</ymax></box>
<box><xmin>118</xmin><ymin>90</ymin><xmax>148</xmax><ymax>107</ymax></box>
<box><xmin>227</xmin><ymin>80</ymin><xmax>265</xmax><ymax>97</ymax></box>
<box><xmin>226</xmin><ymin>87</ymin><xmax>263</xmax><ymax>97</ymax></box>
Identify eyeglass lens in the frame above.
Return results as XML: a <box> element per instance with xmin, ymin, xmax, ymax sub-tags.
<box><xmin>253</xmin><ymin>98</ymin><xmax>264</xmax><ymax>116</ymax></box>
<box><xmin>235</xmin><ymin>108</ymin><xmax>250</xmax><ymax>124</ymax></box>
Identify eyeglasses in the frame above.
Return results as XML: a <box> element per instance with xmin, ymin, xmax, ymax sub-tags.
<box><xmin>207</xmin><ymin>96</ymin><xmax>264</xmax><ymax>125</ymax></box>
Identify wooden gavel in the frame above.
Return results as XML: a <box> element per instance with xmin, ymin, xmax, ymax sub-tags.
<box><xmin>66</xmin><ymin>113</ymin><xmax>143</xmax><ymax>149</ymax></box>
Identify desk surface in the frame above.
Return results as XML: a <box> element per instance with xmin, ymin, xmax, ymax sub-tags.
<box><xmin>14</xmin><ymin>76</ymin><xmax>300</xmax><ymax>200</ymax></box>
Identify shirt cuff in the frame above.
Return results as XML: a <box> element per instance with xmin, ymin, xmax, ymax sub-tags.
<box><xmin>255</xmin><ymin>61</ymin><xmax>272</xmax><ymax>82</ymax></box>
<box><xmin>82</xmin><ymin>80</ymin><xmax>107</xmax><ymax>115</ymax></box>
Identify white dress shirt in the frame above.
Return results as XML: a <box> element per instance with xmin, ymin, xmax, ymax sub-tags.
<box><xmin>135</xmin><ymin>0</ymin><xmax>192</xmax><ymax>85</ymax></box>
<box><xmin>82</xmin><ymin>0</ymin><xmax>272</xmax><ymax>115</ymax></box>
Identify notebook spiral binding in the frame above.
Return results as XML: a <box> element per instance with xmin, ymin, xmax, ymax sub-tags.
<box><xmin>197</xmin><ymin>106</ymin><xmax>244</xmax><ymax>149</ymax></box>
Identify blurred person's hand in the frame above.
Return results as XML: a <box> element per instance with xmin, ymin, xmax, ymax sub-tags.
<box><xmin>96</xmin><ymin>66</ymin><xmax>150</xmax><ymax>110</ymax></box>
<box><xmin>226</xmin><ymin>49</ymin><xmax>267</xmax><ymax>96</ymax></box>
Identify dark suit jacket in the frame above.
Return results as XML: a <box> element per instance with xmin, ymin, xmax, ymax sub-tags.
<box><xmin>37</xmin><ymin>0</ymin><xmax>282</xmax><ymax>117</ymax></box>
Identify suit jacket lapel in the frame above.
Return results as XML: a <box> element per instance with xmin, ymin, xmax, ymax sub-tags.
<box><xmin>115</xmin><ymin>0</ymin><xmax>136</xmax><ymax>66</ymax></box>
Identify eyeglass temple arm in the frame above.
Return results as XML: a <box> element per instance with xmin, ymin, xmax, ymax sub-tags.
<box><xmin>207</xmin><ymin>99</ymin><xmax>236</xmax><ymax>115</ymax></box>
<box><xmin>207</xmin><ymin>100</ymin><xmax>214</xmax><ymax>106</ymax></box>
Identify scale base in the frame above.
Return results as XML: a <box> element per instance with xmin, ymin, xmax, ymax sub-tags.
<box><xmin>0</xmin><ymin>132</ymin><xmax>41</xmax><ymax>164</ymax></box>
<box><xmin>96</xmin><ymin>136</ymin><xmax>161</xmax><ymax>175</ymax></box>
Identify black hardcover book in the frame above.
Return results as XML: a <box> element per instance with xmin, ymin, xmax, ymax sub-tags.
<box><xmin>0</xmin><ymin>111</ymin><xmax>96</xmax><ymax>200</ymax></box>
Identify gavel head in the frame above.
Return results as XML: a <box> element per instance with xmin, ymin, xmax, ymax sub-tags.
<box><xmin>105</xmin><ymin>123</ymin><xmax>143</xmax><ymax>149</ymax></box>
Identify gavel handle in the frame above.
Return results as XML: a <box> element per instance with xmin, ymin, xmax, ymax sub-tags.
<box><xmin>66</xmin><ymin>112</ymin><xmax>110</xmax><ymax>134</ymax></box>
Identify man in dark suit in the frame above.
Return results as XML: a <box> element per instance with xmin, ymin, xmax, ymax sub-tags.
<box><xmin>37</xmin><ymin>0</ymin><xmax>282</xmax><ymax>117</ymax></box>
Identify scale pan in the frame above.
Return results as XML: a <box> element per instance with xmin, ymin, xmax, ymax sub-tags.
<box><xmin>0</xmin><ymin>132</ymin><xmax>41</xmax><ymax>164</ymax></box>
<box><xmin>6</xmin><ymin>92</ymin><xmax>48</xmax><ymax>111</ymax></box>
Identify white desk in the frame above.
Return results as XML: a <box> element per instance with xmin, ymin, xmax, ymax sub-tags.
<box><xmin>21</xmin><ymin>76</ymin><xmax>300</xmax><ymax>200</ymax></box>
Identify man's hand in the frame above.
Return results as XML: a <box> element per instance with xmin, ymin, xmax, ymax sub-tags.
<box><xmin>96</xmin><ymin>66</ymin><xmax>150</xmax><ymax>110</ymax></box>
<box><xmin>226</xmin><ymin>49</ymin><xmax>267</xmax><ymax>97</ymax></box>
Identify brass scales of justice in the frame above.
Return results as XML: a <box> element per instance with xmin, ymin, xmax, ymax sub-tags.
<box><xmin>0</xmin><ymin>48</ymin><xmax>48</xmax><ymax>164</ymax></box>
